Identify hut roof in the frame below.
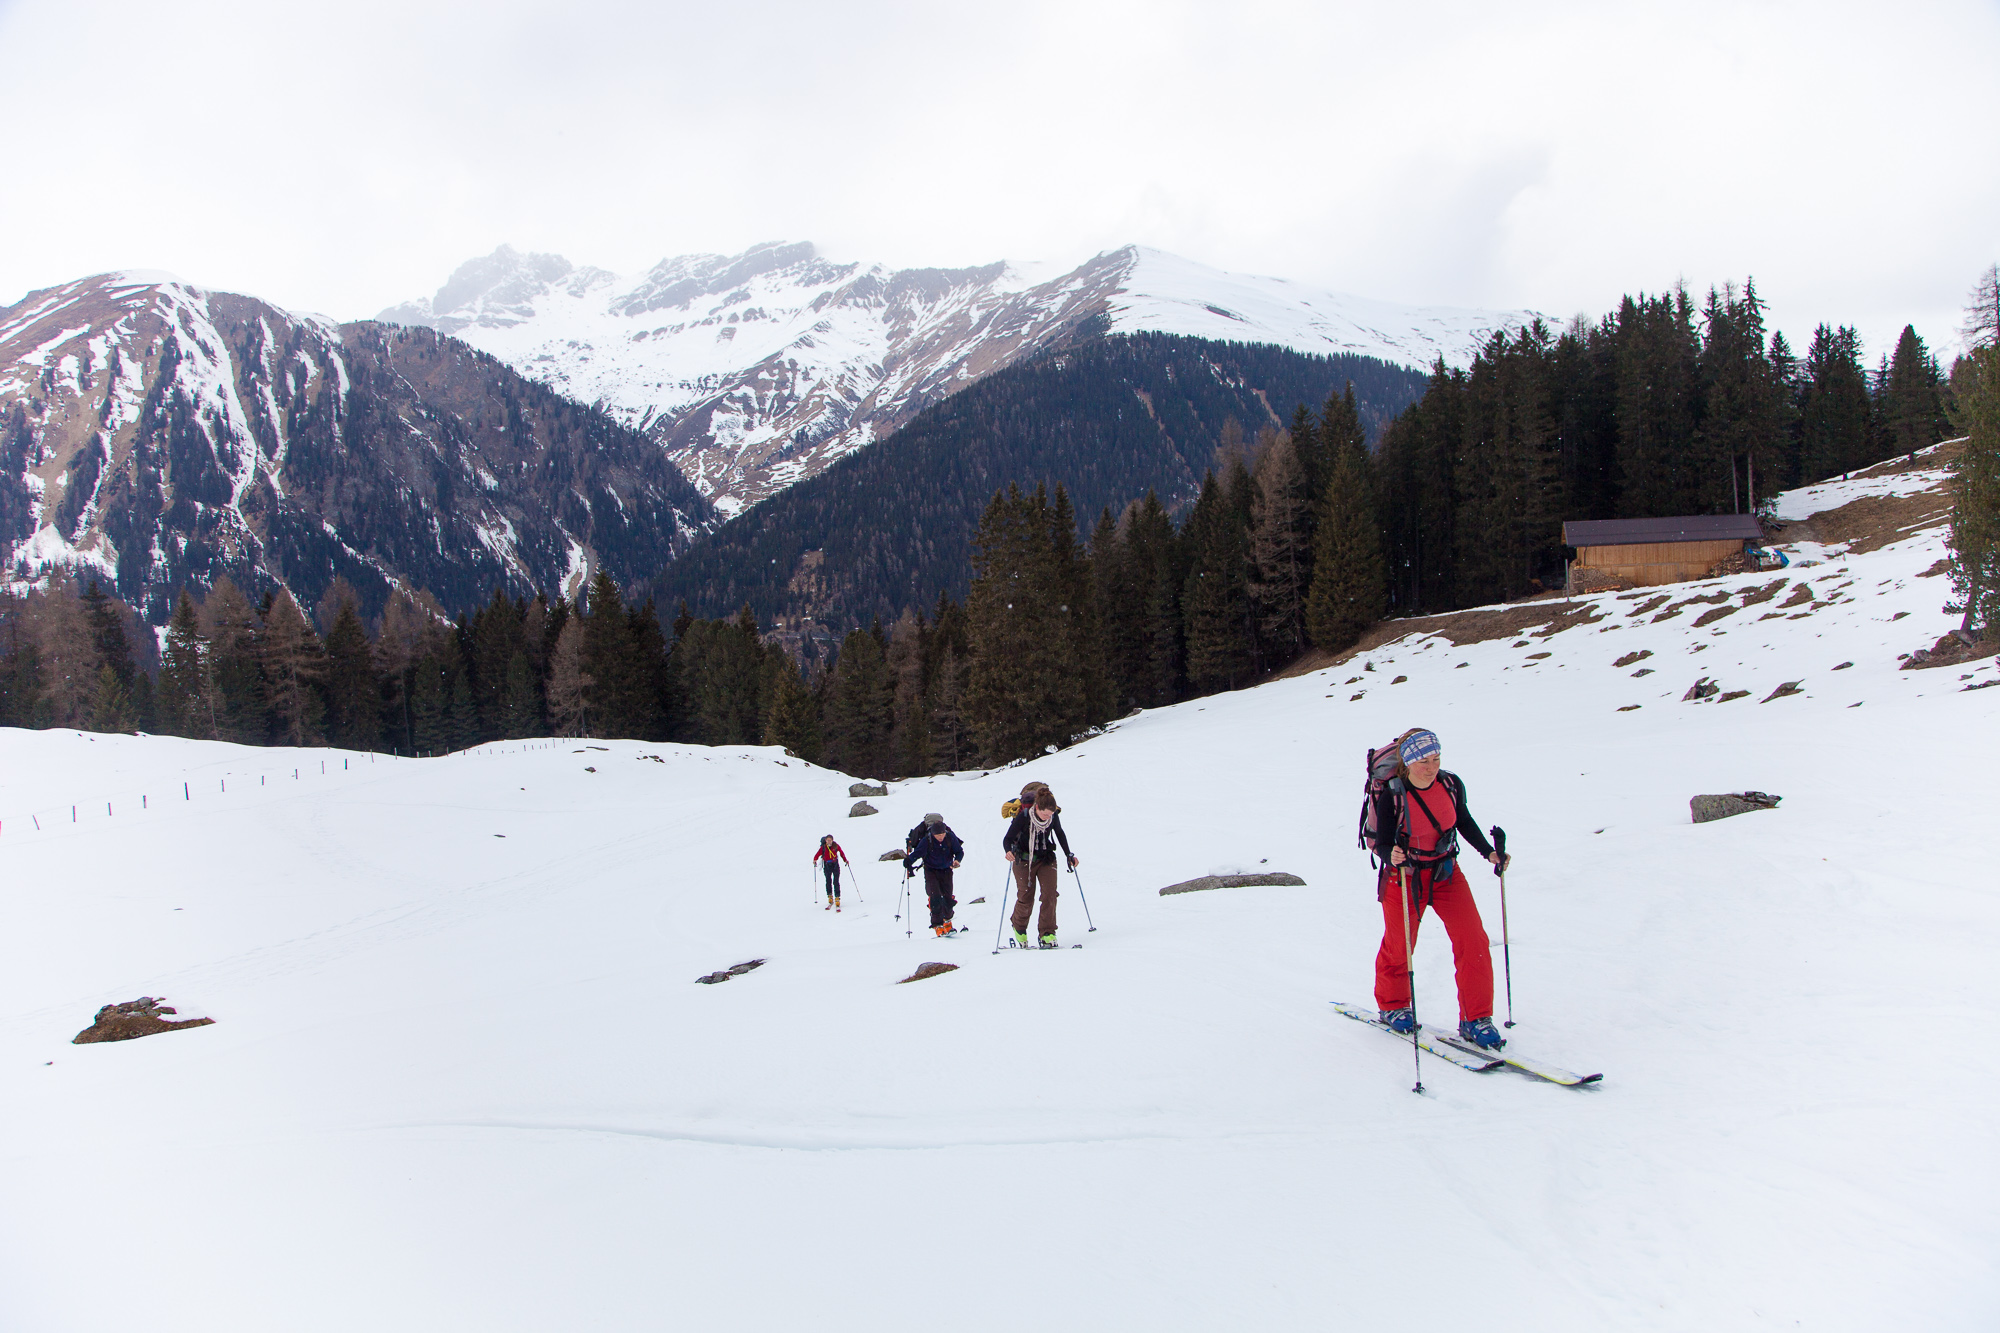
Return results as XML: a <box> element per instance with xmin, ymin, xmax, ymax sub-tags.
<box><xmin>1562</xmin><ymin>515</ymin><xmax>1765</xmax><ymax>548</ymax></box>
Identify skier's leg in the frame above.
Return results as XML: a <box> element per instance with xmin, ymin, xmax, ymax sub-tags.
<box><xmin>1373</xmin><ymin>869</ymin><xmax>1422</xmax><ymax>1011</ymax></box>
<box><xmin>1009</xmin><ymin>861</ymin><xmax>1036</xmax><ymax>935</ymax></box>
<box><xmin>926</xmin><ymin>868</ymin><xmax>950</xmax><ymax>928</ymax></box>
<box><xmin>941</xmin><ymin>870</ymin><xmax>956</xmax><ymax>925</ymax></box>
<box><xmin>1430</xmin><ymin>866</ymin><xmax>1495</xmax><ymax>1021</ymax></box>
<box><xmin>1035</xmin><ymin>861</ymin><xmax>1059</xmax><ymax>937</ymax></box>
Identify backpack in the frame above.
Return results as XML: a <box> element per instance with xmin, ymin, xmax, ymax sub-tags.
<box><xmin>1001</xmin><ymin>780</ymin><xmax>1049</xmax><ymax>820</ymax></box>
<box><xmin>1355</xmin><ymin>732</ymin><xmax>1460</xmax><ymax>870</ymax></box>
<box><xmin>1356</xmin><ymin>737</ymin><xmax>1408</xmax><ymax>865</ymax></box>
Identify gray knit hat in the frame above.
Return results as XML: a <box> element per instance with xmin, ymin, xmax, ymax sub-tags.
<box><xmin>923</xmin><ymin>812</ymin><xmax>944</xmax><ymax>825</ymax></box>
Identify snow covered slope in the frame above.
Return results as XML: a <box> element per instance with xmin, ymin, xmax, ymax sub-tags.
<box><xmin>1</xmin><ymin>456</ymin><xmax>1993</xmax><ymax>1331</ymax></box>
<box><xmin>382</xmin><ymin>243</ymin><xmax>1527</xmax><ymax>516</ymax></box>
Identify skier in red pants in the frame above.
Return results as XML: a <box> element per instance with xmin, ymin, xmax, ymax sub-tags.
<box><xmin>1365</xmin><ymin>728</ymin><xmax>1511</xmax><ymax>1049</ymax></box>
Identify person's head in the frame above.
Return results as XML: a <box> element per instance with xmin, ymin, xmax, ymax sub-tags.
<box><xmin>1398</xmin><ymin>728</ymin><xmax>1442</xmax><ymax>786</ymax></box>
<box><xmin>821</xmin><ymin>834</ymin><xmax>834</xmax><ymax>848</ymax></box>
<box><xmin>1033</xmin><ymin>788</ymin><xmax>1056</xmax><ymax>815</ymax></box>
<box><xmin>931</xmin><ymin>825</ymin><xmax>948</xmax><ymax>840</ymax></box>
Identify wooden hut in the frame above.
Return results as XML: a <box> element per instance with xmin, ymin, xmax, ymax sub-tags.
<box><xmin>1563</xmin><ymin>515</ymin><xmax>1766</xmax><ymax>590</ymax></box>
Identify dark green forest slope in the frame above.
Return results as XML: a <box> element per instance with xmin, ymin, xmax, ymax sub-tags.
<box><xmin>647</xmin><ymin>332</ymin><xmax>1428</xmax><ymax>628</ymax></box>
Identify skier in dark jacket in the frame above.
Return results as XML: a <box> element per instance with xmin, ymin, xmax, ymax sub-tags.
<box><xmin>902</xmin><ymin>814</ymin><xmax>965</xmax><ymax>937</ymax></box>
<box><xmin>1365</xmin><ymin>728</ymin><xmax>1511</xmax><ymax>1049</ymax></box>
<box><xmin>1003</xmin><ymin>785</ymin><xmax>1077</xmax><ymax>948</ymax></box>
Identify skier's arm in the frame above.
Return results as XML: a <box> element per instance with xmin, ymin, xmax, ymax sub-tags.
<box><xmin>1053</xmin><ymin>814</ymin><xmax>1075</xmax><ymax>863</ymax></box>
<box><xmin>1450</xmin><ymin>775</ymin><xmax>1497</xmax><ymax>861</ymax></box>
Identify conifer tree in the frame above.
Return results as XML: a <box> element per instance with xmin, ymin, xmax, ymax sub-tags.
<box><xmin>1248</xmin><ymin>430</ymin><xmax>1312</xmax><ymax>658</ymax></box>
<box><xmin>545</xmin><ymin>616</ymin><xmax>592</xmax><ymax>737</ymax></box>
<box><xmin>259</xmin><ymin>588</ymin><xmax>325</xmax><ymax>746</ymax></box>
<box><xmin>1181</xmin><ymin>472</ymin><xmax>1253</xmax><ymax>693</ymax></box>
<box><xmin>1946</xmin><ymin>340</ymin><xmax>2000</xmax><ymax>636</ymax></box>
<box><xmin>201</xmin><ymin>577</ymin><xmax>267</xmax><ymax>744</ymax></box>
<box><xmin>156</xmin><ymin>591</ymin><xmax>213</xmax><ymax>738</ymax></box>
<box><xmin>1305</xmin><ymin>440</ymin><xmax>1388</xmax><ymax>652</ymax></box>
<box><xmin>822</xmin><ymin>623</ymin><xmax>894</xmax><ymax>776</ymax></box>
<box><xmin>1800</xmin><ymin>325</ymin><xmax>1875</xmax><ymax>481</ymax></box>
<box><xmin>88</xmin><ymin>662</ymin><xmax>136</xmax><ymax>732</ymax></box>
<box><xmin>1882</xmin><ymin>325</ymin><xmax>1947</xmax><ymax>462</ymax></box>
<box><xmin>762</xmin><ymin>655</ymin><xmax>822</xmax><ymax>760</ymax></box>
<box><xmin>885</xmin><ymin>610</ymin><xmax>931</xmax><ymax>776</ymax></box>
<box><xmin>322</xmin><ymin>595</ymin><xmax>381</xmax><ymax>750</ymax></box>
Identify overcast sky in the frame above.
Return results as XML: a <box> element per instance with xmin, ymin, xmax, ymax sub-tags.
<box><xmin>2</xmin><ymin>0</ymin><xmax>1995</xmax><ymax>360</ymax></box>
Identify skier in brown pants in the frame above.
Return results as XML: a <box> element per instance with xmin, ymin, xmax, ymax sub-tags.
<box><xmin>1003</xmin><ymin>786</ymin><xmax>1078</xmax><ymax>948</ymax></box>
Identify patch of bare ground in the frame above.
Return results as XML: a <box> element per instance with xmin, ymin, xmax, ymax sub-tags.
<box><xmin>1274</xmin><ymin>595</ymin><xmax>1607</xmax><ymax>680</ymax></box>
<box><xmin>1770</xmin><ymin>438</ymin><xmax>1962</xmax><ymax>555</ymax></box>
<box><xmin>73</xmin><ymin>997</ymin><xmax>213</xmax><ymax>1044</ymax></box>
<box><xmin>1902</xmin><ymin>632</ymin><xmax>2000</xmax><ymax>672</ymax></box>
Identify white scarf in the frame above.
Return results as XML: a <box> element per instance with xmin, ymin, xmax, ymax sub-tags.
<box><xmin>1028</xmin><ymin>808</ymin><xmax>1053</xmax><ymax>856</ymax></box>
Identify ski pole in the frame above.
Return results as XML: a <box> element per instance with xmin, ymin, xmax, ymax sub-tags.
<box><xmin>1067</xmin><ymin>861</ymin><xmax>1097</xmax><ymax>932</ymax></box>
<box><xmin>992</xmin><ymin>863</ymin><xmax>1014</xmax><ymax>953</ymax></box>
<box><xmin>902</xmin><ymin>870</ymin><xmax>913</xmax><ymax>939</ymax></box>
<box><xmin>1491</xmin><ymin>825</ymin><xmax>1513</xmax><ymax>1028</ymax></box>
<box><xmin>1398</xmin><ymin>860</ymin><xmax>1424</xmax><ymax>1094</ymax></box>
<box><xmin>848</xmin><ymin>861</ymin><xmax>863</xmax><ymax>904</ymax></box>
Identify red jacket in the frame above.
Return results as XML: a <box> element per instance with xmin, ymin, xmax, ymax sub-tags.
<box><xmin>813</xmin><ymin>842</ymin><xmax>850</xmax><ymax>865</ymax></box>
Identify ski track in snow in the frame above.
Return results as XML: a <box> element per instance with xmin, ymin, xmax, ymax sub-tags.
<box><xmin>0</xmin><ymin>474</ymin><xmax>1996</xmax><ymax>1330</ymax></box>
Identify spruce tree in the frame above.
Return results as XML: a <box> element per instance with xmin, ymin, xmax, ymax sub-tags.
<box><xmin>1248</xmin><ymin>430</ymin><xmax>1312</xmax><ymax>658</ymax></box>
<box><xmin>1181</xmin><ymin>472</ymin><xmax>1253</xmax><ymax>693</ymax></box>
<box><xmin>1305</xmin><ymin>441</ymin><xmax>1388</xmax><ymax>652</ymax></box>
<box><xmin>763</xmin><ymin>656</ymin><xmax>822</xmax><ymax>760</ymax></box>
<box><xmin>156</xmin><ymin>591</ymin><xmax>212</xmax><ymax>738</ymax></box>
<box><xmin>1946</xmin><ymin>342</ymin><xmax>2000</xmax><ymax>636</ymax></box>
<box><xmin>1800</xmin><ymin>325</ymin><xmax>1875</xmax><ymax>481</ymax></box>
<box><xmin>545</xmin><ymin>616</ymin><xmax>592</xmax><ymax>737</ymax></box>
<box><xmin>322</xmin><ymin>595</ymin><xmax>381</xmax><ymax>750</ymax></box>
<box><xmin>1882</xmin><ymin>325</ymin><xmax>1947</xmax><ymax>462</ymax></box>
<box><xmin>88</xmin><ymin>662</ymin><xmax>136</xmax><ymax>732</ymax></box>
<box><xmin>822</xmin><ymin>624</ymin><xmax>894</xmax><ymax>777</ymax></box>
<box><xmin>202</xmin><ymin>577</ymin><xmax>267</xmax><ymax>744</ymax></box>
<box><xmin>259</xmin><ymin>589</ymin><xmax>324</xmax><ymax>746</ymax></box>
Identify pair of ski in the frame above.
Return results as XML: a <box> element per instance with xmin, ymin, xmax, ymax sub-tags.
<box><xmin>1330</xmin><ymin>1002</ymin><xmax>1601</xmax><ymax>1086</ymax></box>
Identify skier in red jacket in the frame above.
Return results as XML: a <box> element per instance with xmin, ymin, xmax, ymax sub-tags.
<box><xmin>813</xmin><ymin>834</ymin><xmax>851</xmax><ymax>912</ymax></box>
<box><xmin>1365</xmin><ymin>728</ymin><xmax>1511</xmax><ymax>1049</ymax></box>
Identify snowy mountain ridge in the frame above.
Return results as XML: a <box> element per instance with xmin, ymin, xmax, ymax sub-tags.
<box><xmin>381</xmin><ymin>242</ymin><xmax>1532</xmax><ymax>516</ymax></box>
<box><xmin>0</xmin><ymin>448</ymin><xmax>1991</xmax><ymax>1329</ymax></box>
<box><xmin>0</xmin><ymin>272</ymin><xmax>708</xmax><ymax>623</ymax></box>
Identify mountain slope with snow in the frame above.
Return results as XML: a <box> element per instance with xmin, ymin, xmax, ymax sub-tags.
<box><xmin>1</xmin><ymin>453</ymin><xmax>1992</xmax><ymax>1331</ymax></box>
<box><xmin>382</xmin><ymin>243</ymin><xmax>1529</xmax><ymax>516</ymax></box>
<box><xmin>0</xmin><ymin>274</ymin><xmax>709</xmax><ymax>621</ymax></box>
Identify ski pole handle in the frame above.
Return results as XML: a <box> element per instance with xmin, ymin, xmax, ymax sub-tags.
<box><xmin>1490</xmin><ymin>826</ymin><xmax>1507</xmax><ymax>876</ymax></box>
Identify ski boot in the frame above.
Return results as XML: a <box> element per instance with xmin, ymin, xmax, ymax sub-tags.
<box><xmin>1013</xmin><ymin>930</ymin><xmax>1030</xmax><ymax>948</ymax></box>
<box><xmin>824</xmin><ymin>899</ymin><xmax>832</xmax><ymax>911</ymax></box>
<box><xmin>1038</xmin><ymin>933</ymin><xmax>1058</xmax><ymax>949</ymax></box>
<box><xmin>1378</xmin><ymin>1007</ymin><xmax>1417</xmax><ymax>1034</ymax></box>
<box><xmin>835</xmin><ymin>899</ymin><xmax>842</xmax><ymax>912</ymax></box>
<box><xmin>1457</xmin><ymin>1017</ymin><xmax>1505</xmax><ymax>1050</ymax></box>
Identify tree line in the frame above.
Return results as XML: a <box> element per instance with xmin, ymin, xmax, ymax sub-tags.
<box><xmin>1372</xmin><ymin>281</ymin><xmax>1953</xmax><ymax>612</ymax></box>
<box><xmin>3</xmin><ymin>276</ymin><xmax>1983</xmax><ymax>777</ymax></box>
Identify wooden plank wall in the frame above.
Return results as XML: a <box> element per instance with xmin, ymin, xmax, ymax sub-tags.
<box><xmin>1573</xmin><ymin>538</ymin><xmax>1743</xmax><ymax>588</ymax></box>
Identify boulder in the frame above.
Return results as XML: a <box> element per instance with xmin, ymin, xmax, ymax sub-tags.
<box><xmin>1690</xmin><ymin>792</ymin><xmax>1782</xmax><ymax>824</ymax></box>
<box><xmin>878</xmin><ymin>849</ymin><xmax>903</xmax><ymax>860</ymax></box>
<box><xmin>72</xmin><ymin>997</ymin><xmax>213</xmax><ymax>1045</ymax></box>
<box><xmin>898</xmin><ymin>962</ymin><xmax>960</xmax><ymax>984</ymax></box>
<box><xmin>848</xmin><ymin>782</ymin><xmax>888</xmax><ymax>797</ymax></box>
<box><xmin>1159</xmin><ymin>872</ymin><xmax>1306</xmax><ymax>896</ymax></box>
<box><xmin>695</xmin><ymin>959</ymin><xmax>766</xmax><ymax>985</ymax></box>
<box><xmin>850</xmin><ymin>801</ymin><xmax>878</xmax><ymax>817</ymax></box>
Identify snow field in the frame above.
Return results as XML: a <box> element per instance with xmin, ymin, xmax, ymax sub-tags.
<box><xmin>1</xmin><ymin>512</ymin><xmax>1996</xmax><ymax>1329</ymax></box>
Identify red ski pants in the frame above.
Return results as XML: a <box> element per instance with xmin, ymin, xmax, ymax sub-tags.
<box><xmin>1372</xmin><ymin>863</ymin><xmax>1494</xmax><ymax>1022</ymax></box>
